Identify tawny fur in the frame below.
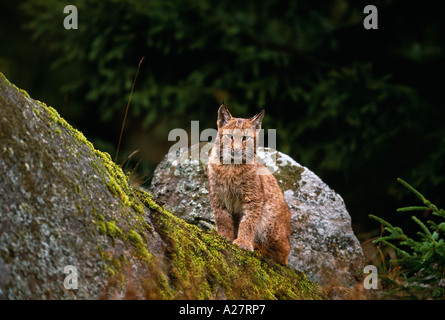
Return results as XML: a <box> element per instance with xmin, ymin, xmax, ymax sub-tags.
<box><xmin>207</xmin><ymin>105</ymin><xmax>291</xmax><ymax>265</ymax></box>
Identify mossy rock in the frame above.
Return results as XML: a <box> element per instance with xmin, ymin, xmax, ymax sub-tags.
<box><xmin>0</xmin><ymin>73</ymin><xmax>324</xmax><ymax>300</ymax></box>
<box><xmin>150</xmin><ymin>133</ymin><xmax>365</xmax><ymax>289</ymax></box>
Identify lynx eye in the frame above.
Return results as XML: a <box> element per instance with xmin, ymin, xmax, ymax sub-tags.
<box><xmin>243</xmin><ymin>136</ymin><xmax>252</xmax><ymax>142</ymax></box>
<box><xmin>223</xmin><ymin>133</ymin><xmax>234</xmax><ymax>139</ymax></box>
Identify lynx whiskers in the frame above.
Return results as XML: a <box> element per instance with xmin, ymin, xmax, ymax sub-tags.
<box><xmin>217</xmin><ymin>128</ymin><xmax>257</xmax><ymax>165</ymax></box>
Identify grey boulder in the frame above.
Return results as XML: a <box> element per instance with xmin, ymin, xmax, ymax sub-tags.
<box><xmin>150</xmin><ymin>143</ymin><xmax>365</xmax><ymax>287</ymax></box>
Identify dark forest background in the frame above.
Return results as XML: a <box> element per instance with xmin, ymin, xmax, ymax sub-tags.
<box><xmin>1</xmin><ymin>0</ymin><xmax>444</xmax><ymax>244</ymax></box>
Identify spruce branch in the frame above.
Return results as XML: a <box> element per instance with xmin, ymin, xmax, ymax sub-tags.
<box><xmin>397</xmin><ymin>178</ymin><xmax>445</xmax><ymax>219</ymax></box>
<box><xmin>397</xmin><ymin>178</ymin><xmax>425</xmax><ymax>202</ymax></box>
<box><xmin>369</xmin><ymin>178</ymin><xmax>445</xmax><ymax>298</ymax></box>
<box><xmin>397</xmin><ymin>206</ymin><xmax>429</xmax><ymax>213</ymax></box>
<box><xmin>412</xmin><ymin>216</ymin><xmax>433</xmax><ymax>240</ymax></box>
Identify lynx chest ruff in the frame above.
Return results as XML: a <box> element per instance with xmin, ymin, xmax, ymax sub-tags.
<box><xmin>210</xmin><ymin>164</ymin><xmax>259</xmax><ymax>215</ymax></box>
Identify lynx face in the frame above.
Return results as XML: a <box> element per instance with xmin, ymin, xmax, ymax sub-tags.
<box><xmin>216</xmin><ymin>106</ymin><xmax>264</xmax><ymax>165</ymax></box>
<box><xmin>219</xmin><ymin>128</ymin><xmax>256</xmax><ymax>164</ymax></box>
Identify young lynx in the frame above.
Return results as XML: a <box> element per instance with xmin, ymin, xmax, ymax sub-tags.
<box><xmin>207</xmin><ymin>105</ymin><xmax>291</xmax><ymax>265</ymax></box>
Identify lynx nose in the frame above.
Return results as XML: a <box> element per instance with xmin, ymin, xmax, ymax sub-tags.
<box><xmin>233</xmin><ymin>148</ymin><xmax>242</xmax><ymax>154</ymax></box>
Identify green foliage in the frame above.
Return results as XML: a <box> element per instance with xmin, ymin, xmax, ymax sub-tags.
<box><xmin>20</xmin><ymin>2</ymin><xmax>442</xmax><ymax>141</ymax></box>
<box><xmin>15</xmin><ymin>0</ymin><xmax>445</xmax><ymax>228</ymax></box>
<box><xmin>369</xmin><ymin>178</ymin><xmax>445</xmax><ymax>299</ymax></box>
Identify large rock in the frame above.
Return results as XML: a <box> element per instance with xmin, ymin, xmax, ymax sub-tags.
<box><xmin>150</xmin><ymin>144</ymin><xmax>365</xmax><ymax>287</ymax></box>
<box><xmin>0</xmin><ymin>73</ymin><xmax>162</xmax><ymax>299</ymax></box>
<box><xmin>0</xmin><ymin>73</ymin><xmax>324</xmax><ymax>300</ymax></box>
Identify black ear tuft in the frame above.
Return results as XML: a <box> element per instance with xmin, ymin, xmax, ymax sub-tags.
<box><xmin>217</xmin><ymin>104</ymin><xmax>232</xmax><ymax>128</ymax></box>
<box><xmin>250</xmin><ymin>109</ymin><xmax>265</xmax><ymax>130</ymax></box>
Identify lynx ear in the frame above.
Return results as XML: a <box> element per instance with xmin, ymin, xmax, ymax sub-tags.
<box><xmin>217</xmin><ymin>104</ymin><xmax>232</xmax><ymax>128</ymax></box>
<box><xmin>250</xmin><ymin>109</ymin><xmax>265</xmax><ymax>130</ymax></box>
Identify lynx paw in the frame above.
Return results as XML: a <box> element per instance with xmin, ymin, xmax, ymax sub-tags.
<box><xmin>233</xmin><ymin>239</ymin><xmax>254</xmax><ymax>251</ymax></box>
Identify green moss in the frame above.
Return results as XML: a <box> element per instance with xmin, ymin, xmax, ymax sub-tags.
<box><xmin>157</xmin><ymin>271</ymin><xmax>174</xmax><ymax>299</ymax></box>
<box><xmin>275</xmin><ymin>153</ymin><xmax>304</xmax><ymax>190</ymax></box>
<box><xmin>135</xmin><ymin>188</ymin><xmax>325</xmax><ymax>300</ymax></box>
<box><xmin>97</xmin><ymin>220</ymin><xmax>107</xmax><ymax>235</ymax></box>
<box><xmin>88</xmin><ymin>148</ymin><xmax>146</xmax><ymax>217</ymax></box>
<box><xmin>93</xmin><ymin>213</ymin><xmax>107</xmax><ymax>235</ymax></box>
<box><xmin>108</xmin><ymin>268</ymin><xmax>116</xmax><ymax>277</ymax></box>
<box><xmin>40</xmin><ymin>100</ymin><xmax>153</xmax><ymax>278</ymax></box>
<box><xmin>30</xmin><ymin>88</ymin><xmax>145</xmax><ymax>221</ymax></box>
<box><xmin>128</xmin><ymin>229</ymin><xmax>143</xmax><ymax>244</ymax></box>
<box><xmin>128</xmin><ymin>229</ymin><xmax>152</xmax><ymax>262</ymax></box>
<box><xmin>0</xmin><ymin>74</ymin><xmax>31</xmax><ymax>100</ymax></box>
<box><xmin>106</xmin><ymin>221</ymin><xmax>122</xmax><ymax>238</ymax></box>
<box><xmin>53</xmin><ymin>108</ymin><xmax>141</xmax><ymax>218</ymax></box>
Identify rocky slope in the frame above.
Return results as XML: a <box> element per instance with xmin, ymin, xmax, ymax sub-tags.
<box><xmin>0</xmin><ymin>73</ymin><xmax>324</xmax><ymax>300</ymax></box>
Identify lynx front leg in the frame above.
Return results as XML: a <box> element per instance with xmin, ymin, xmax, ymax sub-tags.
<box><xmin>233</xmin><ymin>206</ymin><xmax>262</xmax><ymax>251</ymax></box>
<box><xmin>213</xmin><ymin>206</ymin><xmax>235</xmax><ymax>242</ymax></box>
